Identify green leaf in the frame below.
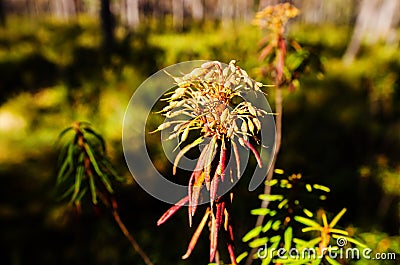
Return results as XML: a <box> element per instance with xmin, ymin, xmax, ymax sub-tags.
<box><xmin>278</xmin><ymin>199</ymin><xmax>288</xmax><ymax>209</ymax></box>
<box><xmin>76</xmin><ymin>187</ymin><xmax>87</xmax><ymax>202</ymax></box>
<box><xmin>249</xmin><ymin>237</ymin><xmax>268</xmax><ymax>248</ymax></box>
<box><xmin>243</xmin><ymin>226</ymin><xmax>262</xmax><ymax>242</ymax></box>
<box><xmin>295</xmin><ymin>216</ymin><xmax>321</xmax><ymax>228</ymax></box>
<box><xmin>329</xmin><ymin>228</ymin><xmax>349</xmax><ymax>236</ymax></box>
<box><xmin>89</xmin><ymin>172</ymin><xmax>97</xmax><ymax>204</ymax></box>
<box><xmin>102</xmin><ymin>158</ymin><xmax>125</xmax><ymax>182</ymax></box>
<box><xmin>284</xmin><ymin>227</ymin><xmax>293</xmax><ymax>251</ymax></box>
<box><xmin>310</xmin><ymin>257</ymin><xmax>323</xmax><ymax>265</ymax></box>
<box><xmin>303</xmin><ymin>209</ymin><xmax>313</xmax><ymax>218</ymax></box>
<box><xmin>84</xmin><ymin>143</ymin><xmax>114</xmax><ymax>193</ymax></box>
<box><xmin>57</xmin><ymin>126</ymin><xmax>73</xmax><ymax>141</ymax></box>
<box><xmin>313</xmin><ymin>184</ymin><xmax>330</xmax><ymax>193</ymax></box>
<box><xmin>329</xmin><ymin>208</ymin><xmax>346</xmax><ymax>228</ymax></box>
<box><xmin>56</xmin><ymin>156</ymin><xmax>71</xmax><ymax>185</ymax></box>
<box><xmin>265</xmin><ymin>178</ymin><xmax>278</xmax><ymax>186</ymax></box>
<box><xmin>272</xmin><ymin>220</ymin><xmax>281</xmax><ymax>231</ymax></box>
<box><xmin>286</xmin><ymin>52</ymin><xmax>307</xmax><ymax>71</ymax></box>
<box><xmin>270</xmin><ymin>235</ymin><xmax>281</xmax><ymax>243</ymax></box>
<box><xmin>331</xmin><ymin>235</ymin><xmax>368</xmax><ymax>249</ymax></box>
<box><xmin>258</xmin><ymin>194</ymin><xmax>284</xmax><ymax>201</ymax></box>
<box><xmin>325</xmin><ymin>255</ymin><xmax>341</xmax><ymax>265</ymax></box>
<box><xmin>251</xmin><ymin>208</ymin><xmax>270</xmax><ymax>216</ymax></box>
<box><xmin>82</xmin><ymin>127</ymin><xmax>106</xmax><ymax>153</ymax></box>
<box><xmin>59</xmin><ymin>185</ymin><xmax>75</xmax><ymax>201</ymax></box>
<box><xmin>302</xmin><ymin>227</ymin><xmax>322</xmax><ymax>233</ymax></box>
<box><xmin>301</xmin><ymin>237</ymin><xmax>322</xmax><ymax>249</ymax></box>
<box><xmin>262</xmin><ymin>220</ymin><xmax>273</xmax><ymax>233</ymax></box>
<box><xmin>236</xmin><ymin>252</ymin><xmax>248</xmax><ymax>263</ymax></box>
<box><xmin>70</xmin><ymin>158</ymin><xmax>85</xmax><ymax>203</ymax></box>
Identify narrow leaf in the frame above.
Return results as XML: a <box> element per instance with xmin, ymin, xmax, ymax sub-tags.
<box><xmin>243</xmin><ymin>226</ymin><xmax>262</xmax><ymax>242</ymax></box>
<box><xmin>325</xmin><ymin>255</ymin><xmax>341</xmax><ymax>265</ymax></box>
<box><xmin>251</xmin><ymin>208</ymin><xmax>270</xmax><ymax>216</ymax></box>
<box><xmin>88</xmin><ymin>171</ymin><xmax>97</xmax><ymax>204</ymax></box>
<box><xmin>284</xmin><ymin>227</ymin><xmax>293</xmax><ymax>251</ymax></box>
<box><xmin>173</xmin><ymin>137</ymin><xmax>204</xmax><ymax>175</ymax></box>
<box><xmin>236</xmin><ymin>252</ymin><xmax>248</xmax><ymax>264</ymax></box>
<box><xmin>231</xmin><ymin>140</ymin><xmax>241</xmax><ymax>179</ymax></box>
<box><xmin>329</xmin><ymin>208</ymin><xmax>347</xmax><ymax>228</ymax></box>
<box><xmin>157</xmin><ymin>196</ymin><xmax>189</xmax><ymax>226</ymax></box>
<box><xmin>243</xmin><ymin>139</ymin><xmax>262</xmax><ymax>167</ymax></box>
<box><xmin>295</xmin><ymin>216</ymin><xmax>321</xmax><ymax>228</ymax></box>
<box><xmin>249</xmin><ymin>237</ymin><xmax>268</xmax><ymax>248</ymax></box>
<box><xmin>182</xmin><ymin>208</ymin><xmax>210</xmax><ymax>259</ymax></box>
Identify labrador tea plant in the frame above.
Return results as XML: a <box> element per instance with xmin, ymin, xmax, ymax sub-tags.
<box><xmin>154</xmin><ymin>60</ymin><xmax>270</xmax><ymax>264</ymax></box>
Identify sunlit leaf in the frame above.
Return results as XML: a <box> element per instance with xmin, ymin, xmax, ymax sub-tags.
<box><xmin>259</xmin><ymin>194</ymin><xmax>284</xmax><ymax>201</ymax></box>
<box><xmin>243</xmin><ymin>226</ymin><xmax>262</xmax><ymax>242</ymax></box>
<box><xmin>236</xmin><ymin>252</ymin><xmax>248</xmax><ymax>263</ymax></box>
<box><xmin>313</xmin><ymin>184</ymin><xmax>330</xmax><ymax>193</ymax></box>
<box><xmin>182</xmin><ymin>208</ymin><xmax>210</xmax><ymax>259</ymax></box>
<box><xmin>173</xmin><ymin>137</ymin><xmax>204</xmax><ymax>175</ymax></box>
<box><xmin>284</xmin><ymin>227</ymin><xmax>293</xmax><ymax>251</ymax></box>
<box><xmin>251</xmin><ymin>208</ymin><xmax>270</xmax><ymax>216</ymax></box>
<box><xmin>262</xmin><ymin>220</ymin><xmax>273</xmax><ymax>233</ymax></box>
<box><xmin>272</xmin><ymin>220</ymin><xmax>281</xmax><ymax>231</ymax></box>
<box><xmin>295</xmin><ymin>216</ymin><xmax>321</xmax><ymax>228</ymax></box>
<box><xmin>249</xmin><ymin>237</ymin><xmax>268</xmax><ymax>248</ymax></box>
<box><xmin>325</xmin><ymin>255</ymin><xmax>341</xmax><ymax>265</ymax></box>
<box><xmin>329</xmin><ymin>208</ymin><xmax>347</xmax><ymax>228</ymax></box>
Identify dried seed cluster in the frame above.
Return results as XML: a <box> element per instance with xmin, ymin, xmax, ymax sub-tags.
<box><xmin>157</xmin><ymin>60</ymin><xmax>266</xmax><ymax>148</ymax></box>
<box><xmin>155</xmin><ymin>60</ymin><xmax>269</xmax><ymax>264</ymax></box>
<box><xmin>253</xmin><ymin>3</ymin><xmax>300</xmax><ymax>33</ymax></box>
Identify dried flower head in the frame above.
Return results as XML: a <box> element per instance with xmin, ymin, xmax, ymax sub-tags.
<box><xmin>155</xmin><ymin>60</ymin><xmax>270</xmax><ymax>264</ymax></box>
<box><xmin>253</xmin><ymin>3</ymin><xmax>300</xmax><ymax>33</ymax></box>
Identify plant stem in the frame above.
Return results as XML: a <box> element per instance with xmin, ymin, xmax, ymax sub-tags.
<box><xmin>98</xmin><ymin>192</ymin><xmax>155</xmax><ymax>265</ymax></box>
<box><xmin>245</xmin><ymin>86</ymin><xmax>282</xmax><ymax>265</ymax></box>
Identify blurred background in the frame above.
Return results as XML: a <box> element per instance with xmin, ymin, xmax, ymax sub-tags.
<box><xmin>0</xmin><ymin>0</ymin><xmax>399</xmax><ymax>264</ymax></box>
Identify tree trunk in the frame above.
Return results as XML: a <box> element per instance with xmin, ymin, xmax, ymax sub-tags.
<box><xmin>188</xmin><ymin>0</ymin><xmax>204</xmax><ymax>21</ymax></box>
<box><xmin>343</xmin><ymin>0</ymin><xmax>400</xmax><ymax>63</ymax></box>
<box><xmin>53</xmin><ymin>0</ymin><xmax>76</xmax><ymax>19</ymax></box>
<box><xmin>172</xmin><ymin>0</ymin><xmax>184</xmax><ymax>30</ymax></box>
<box><xmin>122</xmin><ymin>0</ymin><xmax>140</xmax><ymax>30</ymax></box>
<box><xmin>0</xmin><ymin>0</ymin><xmax>5</xmax><ymax>27</ymax></box>
<box><xmin>220</xmin><ymin>0</ymin><xmax>233</xmax><ymax>27</ymax></box>
<box><xmin>258</xmin><ymin>0</ymin><xmax>290</xmax><ymax>10</ymax></box>
<box><xmin>100</xmin><ymin>0</ymin><xmax>115</xmax><ymax>54</ymax></box>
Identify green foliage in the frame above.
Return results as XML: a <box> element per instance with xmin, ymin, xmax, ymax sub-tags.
<box><xmin>0</xmin><ymin>13</ymin><xmax>399</xmax><ymax>265</ymax></box>
<box><xmin>242</xmin><ymin>172</ymin><xmax>369</xmax><ymax>264</ymax></box>
<box><xmin>56</xmin><ymin>122</ymin><xmax>124</xmax><ymax>206</ymax></box>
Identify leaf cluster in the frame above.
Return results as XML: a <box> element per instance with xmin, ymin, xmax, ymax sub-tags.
<box><xmin>56</xmin><ymin>122</ymin><xmax>124</xmax><ymax>206</ymax></box>
<box><xmin>242</xmin><ymin>171</ymin><xmax>367</xmax><ymax>265</ymax></box>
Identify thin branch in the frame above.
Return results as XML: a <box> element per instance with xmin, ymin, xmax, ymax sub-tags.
<box><xmin>98</xmin><ymin>192</ymin><xmax>155</xmax><ymax>265</ymax></box>
<box><xmin>246</xmin><ymin>86</ymin><xmax>282</xmax><ymax>265</ymax></box>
